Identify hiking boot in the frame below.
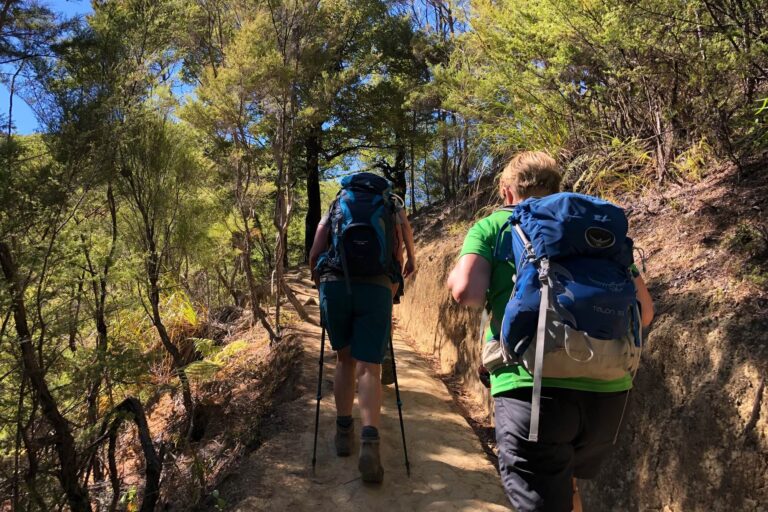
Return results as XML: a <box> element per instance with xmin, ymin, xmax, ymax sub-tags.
<box><xmin>335</xmin><ymin>423</ymin><xmax>354</xmax><ymax>457</ymax></box>
<box><xmin>358</xmin><ymin>437</ymin><xmax>384</xmax><ymax>483</ymax></box>
<box><xmin>380</xmin><ymin>353</ymin><xmax>395</xmax><ymax>386</ymax></box>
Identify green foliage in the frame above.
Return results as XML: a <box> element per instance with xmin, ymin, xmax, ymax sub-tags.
<box><xmin>742</xmin><ymin>265</ymin><xmax>768</xmax><ymax>288</ymax></box>
<box><xmin>119</xmin><ymin>486</ymin><xmax>139</xmax><ymax>510</ymax></box>
<box><xmin>569</xmin><ymin>138</ymin><xmax>653</xmax><ymax>200</ymax></box>
<box><xmin>166</xmin><ymin>293</ymin><xmax>199</xmax><ymax>328</ymax></box>
<box><xmin>184</xmin><ymin>361</ymin><xmax>222</xmax><ymax>382</ymax></box>
<box><xmin>747</xmin><ymin>98</ymin><xmax>768</xmax><ymax>149</ymax></box>
<box><xmin>210</xmin><ymin>489</ymin><xmax>227</xmax><ymax>511</ymax></box>
<box><xmin>442</xmin><ymin>0</ymin><xmax>768</xmax><ymax>179</ymax></box>
<box><xmin>726</xmin><ymin>222</ymin><xmax>768</xmax><ymax>260</ymax></box>
<box><xmin>184</xmin><ymin>340</ymin><xmax>249</xmax><ymax>383</ymax></box>
<box><xmin>672</xmin><ymin>139</ymin><xmax>715</xmax><ymax>183</ymax></box>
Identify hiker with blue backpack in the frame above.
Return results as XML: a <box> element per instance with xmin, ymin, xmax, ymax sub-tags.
<box><xmin>308</xmin><ymin>172</ymin><xmax>416</xmax><ymax>483</ymax></box>
<box><xmin>447</xmin><ymin>152</ymin><xmax>654</xmax><ymax>512</ymax></box>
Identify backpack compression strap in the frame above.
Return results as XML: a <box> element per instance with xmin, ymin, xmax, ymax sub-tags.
<box><xmin>529</xmin><ymin>258</ymin><xmax>550</xmax><ymax>443</ymax></box>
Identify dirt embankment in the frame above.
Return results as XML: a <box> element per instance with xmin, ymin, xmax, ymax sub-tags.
<box><xmin>396</xmin><ymin>194</ymin><xmax>502</xmax><ymax>422</ymax></box>
<box><xmin>397</xmin><ymin>166</ymin><xmax>768</xmax><ymax>511</ymax></box>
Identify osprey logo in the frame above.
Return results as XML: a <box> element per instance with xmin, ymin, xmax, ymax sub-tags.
<box><xmin>585</xmin><ymin>227</ymin><xmax>615</xmax><ymax>249</ymax></box>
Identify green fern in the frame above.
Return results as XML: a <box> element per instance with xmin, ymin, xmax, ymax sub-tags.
<box><xmin>184</xmin><ymin>361</ymin><xmax>222</xmax><ymax>382</ymax></box>
<box><xmin>183</xmin><ymin>340</ymin><xmax>250</xmax><ymax>383</ymax></box>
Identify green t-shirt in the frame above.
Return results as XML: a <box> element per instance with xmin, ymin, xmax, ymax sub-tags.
<box><xmin>459</xmin><ymin>210</ymin><xmax>633</xmax><ymax>396</ymax></box>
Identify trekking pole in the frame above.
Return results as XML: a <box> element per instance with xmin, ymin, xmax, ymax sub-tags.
<box><xmin>311</xmin><ymin>325</ymin><xmax>326</xmax><ymax>474</ymax></box>
<box><xmin>389</xmin><ymin>332</ymin><xmax>411</xmax><ymax>477</ymax></box>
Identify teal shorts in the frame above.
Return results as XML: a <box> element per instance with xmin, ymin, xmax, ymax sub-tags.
<box><xmin>319</xmin><ymin>280</ymin><xmax>392</xmax><ymax>364</ymax></box>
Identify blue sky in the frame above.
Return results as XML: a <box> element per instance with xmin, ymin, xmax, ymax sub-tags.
<box><xmin>1</xmin><ymin>0</ymin><xmax>93</xmax><ymax>134</ymax></box>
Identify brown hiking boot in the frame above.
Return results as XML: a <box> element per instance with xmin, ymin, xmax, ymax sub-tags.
<box><xmin>358</xmin><ymin>437</ymin><xmax>384</xmax><ymax>483</ymax></box>
<box><xmin>335</xmin><ymin>423</ymin><xmax>354</xmax><ymax>457</ymax></box>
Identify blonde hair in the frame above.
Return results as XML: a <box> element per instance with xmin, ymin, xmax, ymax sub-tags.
<box><xmin>500</xmin><ymin>151</ymin><xmax>562</xmax><ymax>199</ymax></box>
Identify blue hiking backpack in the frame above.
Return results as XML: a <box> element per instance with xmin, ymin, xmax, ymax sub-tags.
<box><xmin>495</xmin><ymin>192</ymin><xmax>643</xmax><ymax>442</ymax></box>
<box><xmin>318</xmin><ymin>172</ymin><xmax>397</xmax><ymax>289</ymax></box>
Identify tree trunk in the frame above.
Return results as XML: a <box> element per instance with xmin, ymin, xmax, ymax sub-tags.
<box><xmin>68</xmin><ymin>272</ymin><xmax>84</xmax><ymax>352</ymax></box>
<box><xmin>0</xmin><ymin>242</ymin><xmax>91</xmax><ymax>512</ymax></box>
<box><xmin>439</xmin><ymin>111</ymin><xmax>451</xmax><ymax>199</ymax></box>
<box><xmin>144</xmin><ymin>234</ymin><xmax>195</xmax><ymax>438</ymax></box>
<box><xmin>85</xmin><ymin>185</ymin><xmax>118</xmax><ymax>481</ymax></box>
<box><xmin>304</xmin><ymin>127</ymin><xmax>322</xmax><ymax>262</ymax></box>
<box><xmin>282</xmin><ymin>231</ymin><xmax>289</xmax><ymax>269</ymax></box>
<box><xmin>392</xmin><ymin>145</ymin><xmax>408</xmax><ymax>200</ymax></box>
<box><xmin>281</xmin><ymin>279</ymin><xmax>313</xmax><ymax>324</ymax></box>
<box><xmin>12</xmin><ymin>379</ymin><xmax>26</xmax><ymax>510</ymax></box>
<box><xmin>410</xmin><ymin>112</ymin><xmax>417</xmax><ymax>214</ymax></box>
<box><xmin>459</xmin><ymin>123</ymin><xmax>470</xmax><ymax>187</ymax></box>
<box><xmin>423</xmin><ymin>144</ymin><xmax>431</xmax><ymax>206</ymax></box>
<box><xmin>102</xmin><ymin>398</ymin><xmax>164</xmax><ymax>512</ymax></box>
<box><xmin>379</xmin><ymin>143</ymin><xmax>408</xmax><ymax>200</ymax></box>
<box><xmin>242</xmin><ymin>232</ymin><xmax>278</xmax><ymax>340</ymax></box>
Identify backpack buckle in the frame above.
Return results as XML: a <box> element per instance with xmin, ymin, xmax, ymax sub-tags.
<box><xmin>537</xmin><ymin>258</ymin><xmax>550</xmax><ymax>282</ymax></box>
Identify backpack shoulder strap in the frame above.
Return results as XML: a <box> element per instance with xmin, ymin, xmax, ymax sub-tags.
<box><xmin>512</xmin><ymin>224</ymin><xmax>536</xmax><ymax>261</ymax></box>
<box><xmin>492</xmin><ymin>204</ymin><xmax>519</xmax><ymax>262</ymax></box>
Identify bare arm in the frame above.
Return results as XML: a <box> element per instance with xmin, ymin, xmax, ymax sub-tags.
<box><xmin>634</xmin><ymin>275</ymin><xmax>654</xmax><ymax>327</ymax></box>
<box><xmin>446</xmin><ymin>254</ymin><xmax>491</xmax><ymax>308</ymax></box>
<box><xmin>309</xmin><ymin>222</ymin><xmax>330</xmax><ymax>282</ymax></box>
<box><xmin>399</xmin><ymin>210</ymin><xmax>417</xmax><ymax>278</ymax></box>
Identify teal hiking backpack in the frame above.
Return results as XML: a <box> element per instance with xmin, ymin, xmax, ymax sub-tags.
<box><xmin>317</xmin><ymin>172</ymin><xmax>397</xmax><ymax>289</ymax></box>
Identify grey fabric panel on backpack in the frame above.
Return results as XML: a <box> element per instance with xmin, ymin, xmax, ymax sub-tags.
<box><xmin>482</xmin><ymin>338</ymin><xmax>516</xmax><ymax>373</ymax></box>
<box><xmin>525</xmin><ymin>292</ymin><xmax>640</xmax><ymax>442</ymax></box>
<box><xmin>520</xmin><ymin>323</ymin><xmax>641</xmax><ymax>381</ymax></box>
<box><xmin>480</xmin><ymin>304</ymin><xmax>518</xmax><ymax>373</ymax></box>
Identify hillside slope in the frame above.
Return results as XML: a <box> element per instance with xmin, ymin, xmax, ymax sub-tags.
<box><xmin>396</xmin><ymin>165</ymin><xmax>768</xmax><ymax>511</ymax></box>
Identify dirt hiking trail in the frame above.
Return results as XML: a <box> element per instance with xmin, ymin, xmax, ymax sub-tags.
<box><xmin>213</xmin><ymin>269</ymin><xmax>510</xmax><ymax>511</ymax></box>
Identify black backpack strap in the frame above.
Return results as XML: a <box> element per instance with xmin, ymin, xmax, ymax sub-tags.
<box><xmin>492</xmin><ymin>204</ymin><xmax>518</xmax><ymax>262</ymax></box>
<box><xmin>494</xmin><ymin>220</ymin><xmax>511</xmax><ymax>261</ymax></box>
<box><xmin>325</xmin><ymin>196</ymin><xmax>339</xmax><ymax>242</ymax></box>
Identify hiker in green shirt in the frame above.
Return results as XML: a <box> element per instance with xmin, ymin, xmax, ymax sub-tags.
<box><xmin>447</xmin><ymin>152</ymin><xmax>654</xmax><ymax>512</ymax></box>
